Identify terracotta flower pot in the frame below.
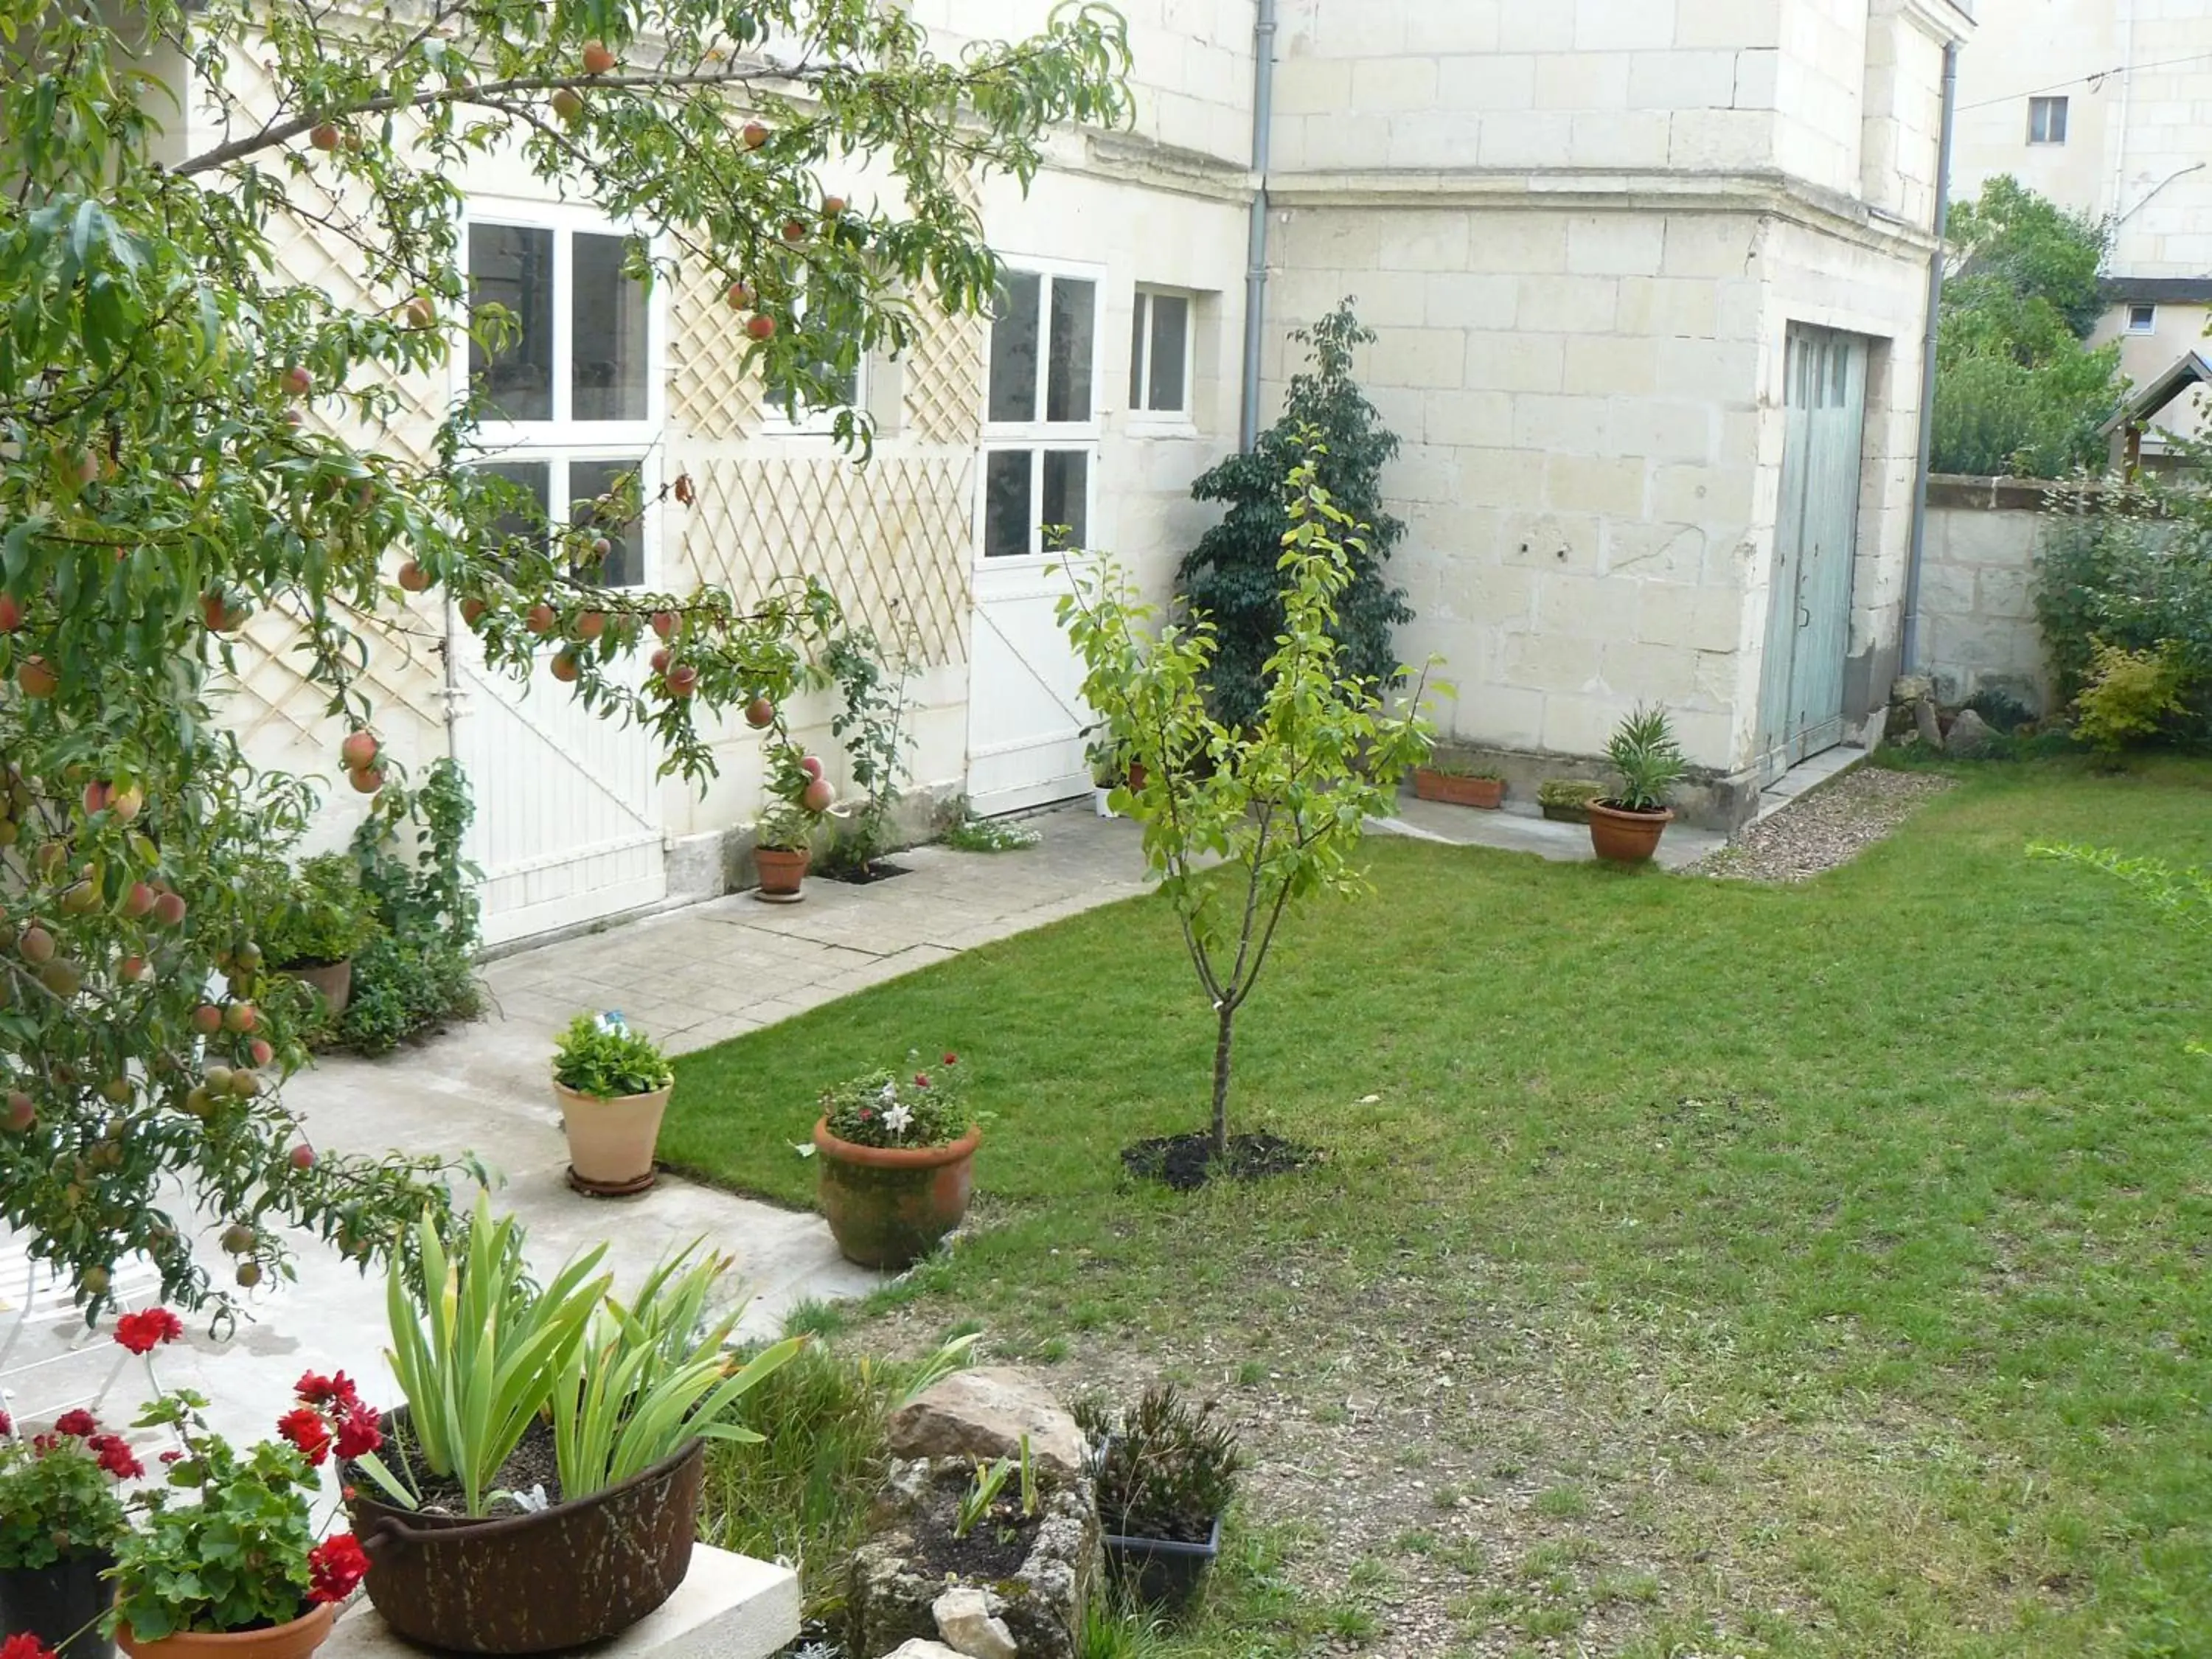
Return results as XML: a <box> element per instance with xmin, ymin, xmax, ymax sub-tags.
<box><xmin>553</xmin><ymin>1079</ymin><xmax>671</xmax><ymax>1197</ymax></box>
<box><xmin>755</xmin><ymin>846</ymin><xmax>808</xmax><ymax>897</ymax></box>
<box><xmin>1411</xmin><ymin>769</ymin><xmax>1505</xmax><ymax>809</ymax></box>
<box><xmin>1125</xmin><ymin>761</ymin><xmax>1148</xmax><ymax>792</ymax></box>
<box><xmin>813</xmin><ymin>1118</ymin><xmax>981</xmax><ymax>1270</ymax></box>
<box><xmin>278</xmin><ymin>959</ymin><xmax>352</xmax><ymax>1018</ymax></box>
<box><xmin>1587</xmin><ymin>801</ymin><xmax>1673</xmax><ymax>863</ymax></box>
<box><xmin>118</xmin><ymin>1601</ymin><xmax>335</xmax><ymax>1659</ymax></box>
<box><xmin>347</xmin><ymin>1431</ymin><xmax>703</xmax><ymax>1655</ymax></box>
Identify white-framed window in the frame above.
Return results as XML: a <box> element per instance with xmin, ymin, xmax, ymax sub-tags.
<box><xmin>2028</xmin><ymin>95</ymin><xmax>2069</xmax><ymax>146</ymax></box>
<box><xmin>2128</xmin><ymin>302</ymin><xmax>2159</xmax><ymax>335</ymax></box>
<box><xmin>1127</xmin><ymin>287</ymin><xmax>1193</xmax><ymax>422</ymax></box>
<box><xmin>462</xmin><ymin>201</ymin><xmax>664</xmax><ymax>588</ymax></box>
<box><xmin>980</xmin><ymin>262</ymin><xmax>1100</xmax><ymax>560</ymax></box>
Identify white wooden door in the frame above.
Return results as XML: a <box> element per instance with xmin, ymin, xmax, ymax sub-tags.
<box><xmin>966</xmin><ymin>560</ymin><xmax>1096</xmax><ymax>815</ymax></box>
<box><xmin>964</xmin><ymin>261</ymin><xmax>1105</xmax><ymax>815</ymax></box>
<box><xmin>452</xmin><ymin>621</ymin><xmax>665</xmax><ymax>948</ymax></box>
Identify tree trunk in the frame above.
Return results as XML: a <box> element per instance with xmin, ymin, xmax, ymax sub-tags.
<box><xmin>1211</xmin><ymin>1003</ymin><xmax>1235</xmax><ymax>1160</ymax></box>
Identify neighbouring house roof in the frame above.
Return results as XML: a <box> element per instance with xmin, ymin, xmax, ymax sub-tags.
<box><xmin>2100</xmin><ymin>349</ymin><xmax>2212</xmax><ymax>437</ymax></box>
<box><xmin>2101</xmin><ymin>276</ymin><xmax>2212</xmax><ymax>306</ymax></box>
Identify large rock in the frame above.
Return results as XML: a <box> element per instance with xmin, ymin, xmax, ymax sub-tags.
<box><xmin>933</xmin><ymin>1588</ymin><xmax>1017</xmax><ymax>1659</ymax></box>
<box><xmin>1913</xmin><ymin>696</ymin><xmax>1945</xmax><ymax>751</ymax></box>
<box><xmin>885</xmin><ymin>1644</ymin><xmax>964</xmax><ymax>1659</ymax></box>
<box><xmin>885</xmin><ymin>1368</ymin><xmax>1087</xmax><ymax>1484</ymax></box>
<box><xmin>1946</xmin><ymin>707</ymin><xmax>1997</xmax><ymax>757</ymax></box>
<box><xmin>847</xmin><ymin>1458</ymin><xmax>1098</xmax><ymax>1659</ymax></box>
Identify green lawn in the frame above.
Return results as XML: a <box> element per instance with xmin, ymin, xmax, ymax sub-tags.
<box><xmin>667</xmin><ymin>760</ymin><xmax>2212</xmax><ymax>1657</ymax></box>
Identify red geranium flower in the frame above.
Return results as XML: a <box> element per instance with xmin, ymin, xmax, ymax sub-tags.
<box><xmin>276</xmin><ymin>1406</ymin><xmax>333</xmax><ymax>1467</ymax></box>
<box><xmin>333</xmin><ymin>1402</ymin><xmax>382</xmax><ymax>1461</ymax></box>
<box><xmin>0</xmin><ymin>1409</ymin><xmax>11</xmax><ymax>1436</ymax></box>
<box><xmin>307</xmin><ymin>1534</ymin><xmax>370</xmax><ymax>1605</ymax></box>
<box><xmin>113</xmin><ymin>1309</ymin><xmax>183</xmax><ymax>1354</ymax></box>
<box><xmin>914</xmin><ymin>1074</ymin><xmax>929</xmax><ymax>1088</ymax></box>
<box><xmin>942</xmin><ymin>1052</ymin><xmax>958</xmax><ymax>1066</ymax></box>
<box><xmin>159</xmin><ymin>1450</ymin><xmax>182</xmax><ymax>1465</ymax></box>
<box><xmin>294</xmin><ymin>1371</ymin><xmax>361</xmax><ymax>1411</ymax></box>
<box><xmin>52</xmin><ymin>1409</ymin><xmax>97</xmax><ymax>1438</ymax></box>
<box><xmin>4</xmin><ymin>1632</ymin><xmax>60</xmax><ymax>1659</ymax></box>
<box><xmin>87</xmin><ymin>1434</ymin><xmax>143</xmax><ymax>1481</ymax></box>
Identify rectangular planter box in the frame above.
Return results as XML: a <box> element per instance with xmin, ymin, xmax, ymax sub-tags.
<box><xmin>1539</xmin><ymin>801</ymin><xmax>1594</xmax><ymax>824</ymax></box>
<box><xmin>1412</xmin><ymin>769</ymin><xmax>1505</xmax><ymax>810</ymax></box>
<box><xmin>1103</xmin><ymin>1512</ymin><xmax>1222</xmax><ymax>1610</ymax></box>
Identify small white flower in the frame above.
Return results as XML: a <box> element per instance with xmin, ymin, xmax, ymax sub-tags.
<box><xmin>883</xmin><ymin>1102</ymin><xmax>914</xmax><ymax>1136</ymax></box>
<box><xmin>879</xmin><ymin>1080</ymin><xmax>898</xmax><ymax>1106</ymax></box>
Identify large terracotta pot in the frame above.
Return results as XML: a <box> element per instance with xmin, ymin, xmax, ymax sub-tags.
<box><xmin>278</xmin><ymin>959</ymin><xmax>352</xmax><ymax>1018</ymax></box>
<box><xmin>1411</xmin><ymin>769</ymin><xmax>1506</xmax><ymax>810</ymax></box>
<box><xmin>1</xmin><ymin>1551</ymin><xmax>117</xmax><ymax>1659</ymax></box>
<box><xmin>755</xmin><ymin>847</ymin><xmax>809</xmax><ymax>897</ymax></box>
<box><xmin>553</xmin><ymin>1079</ymin><xmax>671</xmax><ymax>1197</ymax></box>
<box><xmin>117</xmin><ymin>1601</ymin><xmax>334</xmax><ymax>1659</ymax></box>
<box><xmin>813</xmin><ymin>1118</ymin><xmax>981</xmax><ymax>1270</ymax></box>
<box><xmin>1587</xmin><ymin>802</ymin><xmax>1673</xmax><ymax>864</ymax></box>
<box><xmin>347</xmin><ymin>1431</ymin><xmax>703</xmax><ymax>1655</ymax></box>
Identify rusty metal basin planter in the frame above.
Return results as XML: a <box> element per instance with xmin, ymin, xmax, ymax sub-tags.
<box><xmin>813</xmin><ymin>1118</ymin><xmax>981</xmax><ymax>1270</ymax></box>
<box><xmin>346</xmin><ymin>1428</ymin><xmax>703</xmax><ymax>1655</ymax></box>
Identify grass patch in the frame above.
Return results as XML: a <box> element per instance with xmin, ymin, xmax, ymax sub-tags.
<box><xmin>667</xmin><ymin>760</ymin><xmax>2212</xmax><ymax>1655</ymax></box>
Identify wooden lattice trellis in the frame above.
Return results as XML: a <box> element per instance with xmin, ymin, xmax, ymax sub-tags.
<box><xmin>680</xmin><ymin>455</ymin><xmax>974</xmax><ymax>668</ymax></box>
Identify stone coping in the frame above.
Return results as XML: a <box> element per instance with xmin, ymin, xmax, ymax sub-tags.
<box><xmin>322</xmin><ymin>1545</ymin><xmax>799</xmax><ymax>1659</ymax></box>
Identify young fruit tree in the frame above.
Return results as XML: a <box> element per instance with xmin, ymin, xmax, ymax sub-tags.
<box><xmin>1058</xmin><ymin>431</ymin><xmax>1435</xmax><ymax>1164</ymax></box>
<box><xmin>0</xmin><ymin>0</ymin><xmax>1130</xmax><ymax>1314</ymax></box>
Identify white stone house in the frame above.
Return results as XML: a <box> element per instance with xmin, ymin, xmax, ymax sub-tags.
<box><xmin>1952</xmin><ymin>0</ymin><xmax>2212</xmax><ymax>458</ymax></box>
<box><xmin>198</xmin><ymin>0</ymin><xmax>1978</xmax><ymax>948</ymax></box>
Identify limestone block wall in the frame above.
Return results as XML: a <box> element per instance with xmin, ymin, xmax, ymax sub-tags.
<box><xmin>1917</xmin><ymin>479</ymin><xmax>2059</xmax><ymax>713</ymax></box>
<box><xmin>1266</xmin><ymin>204</ymin><xmax>1770</xmax><ymax>776</ymax></box>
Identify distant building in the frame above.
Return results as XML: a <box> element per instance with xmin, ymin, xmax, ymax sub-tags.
<box><xmin>1952</xmin><ymin>1</ymin><xmax>2212</xmax><ymax>457</ymax></box>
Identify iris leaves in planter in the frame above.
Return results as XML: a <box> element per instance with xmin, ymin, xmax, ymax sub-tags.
<box><xmin>549</xmin><ymin>1249</ymin><xmax>805</xmax><ymax>1500</ymax></box>
<box><xmin>352</xmin><ymin>1198</ymin><xmax>612</xmax><ymax>1517</ymax></box>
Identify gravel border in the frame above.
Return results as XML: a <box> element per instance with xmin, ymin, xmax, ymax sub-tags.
<box><xmin>1695</xmin><ymin>765</ymin><xmax>1955</xmax><ymax>883</ymax></box>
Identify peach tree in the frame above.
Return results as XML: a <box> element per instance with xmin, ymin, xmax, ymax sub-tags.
<box><xmin>1058</xmin><ymin>433</ymin><xmax>1435</xmax><ymax>1165</ymax></box>
<box><xmin>0</xmin><ymin>0</ymin><xmax>1130</xmax><ymax>1314</ymax></box>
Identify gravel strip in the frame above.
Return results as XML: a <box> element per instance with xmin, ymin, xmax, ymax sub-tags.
<box><xmin>1696</xmin><ymin>765</ymin><xmax>1954</xmax><ymax>883</ymax></box>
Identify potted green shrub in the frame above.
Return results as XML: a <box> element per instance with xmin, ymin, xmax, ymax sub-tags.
<box><xmin>1410</xmin><ymin>757</ymin><xmax>1506</xmax><ymax>810</ymax></box>
<box><xmin>1588</xmin><ymin>706</ymin><xmax>1688</xmax><ymax>863</ymax></box>
<box><xmin>0</xmin><ymin>1408</ymin><xmax>130</xmax><ymax>1659</ymax></box>
<box><xmin>552</xmin><ymin>1012</ymin><xmax>675</xmax><ymax>1197</ymax></box>
<box><xmin>1087</xmin><ymin>739</ymin><xmax>1122</xmax><ymax>818</ymax></box>
<box><xmin>810</xmin><ymin>1053</ymin><xmax>979</xmax><ymax>1270</ymax></box>
<box><xmin>1537</xmin><ymin>779</ymin><xmax>1604</xmax><ymax>824</ymax></box>
<box><xmin>82</xmin><ymin>1312</ymin><xmax>373</xmax><ymax>1659</ymax></box>
<box><xmin>753</xmin><ymin>801</ymin><xmax>815</xmax><ymax>900</ymax></box>
<box><xmin>1073</xmin><ymin>1385</ymin><xmax>1242</xmax><ymax>1610</ymax></box>
<box><xmin>260</xmin><ymin>854</ymin><xmax>372</xmax><ymax>1017</ymax></box>
<box><xmin>344</xmin><ymin>1200</ymin><xmax>801</xmax><ymax>1657</ymax></box>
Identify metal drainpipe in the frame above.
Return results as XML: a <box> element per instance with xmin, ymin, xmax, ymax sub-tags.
<box><xmin>1239</xmin><ymin>0</ymin><xmax>1278</xmax><ymax>451</ymax></box>
<box><xmin>1902</xmin><ymin>38</ymin><xmax>1960</xmax><ymax>677</ymax></box>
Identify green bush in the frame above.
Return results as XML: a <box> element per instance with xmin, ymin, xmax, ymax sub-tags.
<box><xmin>335</xmin><ymin>931</ymin><xmax>483</xmax><ymax>1057</ymax></box>
<box><xmin>2075</xmin><ymin>640</ymin><xmax>2191</xmax><ymax>754</ymax></box>
<box><xmin>260</xmin><ymin>852</ymin><xmax>375</xmax><ymax>969</ymax></box>
<box><xmin>1177</xmin><ymin>301</ymin><xmax>1412</xmax><ymax>727</ymax></box>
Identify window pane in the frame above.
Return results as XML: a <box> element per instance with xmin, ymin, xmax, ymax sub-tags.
<box><xmin>1041</xmin><ymin>450</ymin><xmax>1088</xmax><ymax>550</ymax></box>
<box><xmin>766</xmin><ymin>301</ymin><xmax>860</xmax><ymax>420</ymax></box>
<box><xmin>475</xmin><ymin>461</ymin><xmax>549</xmax><ymax>557</ymax></box>
<box><xmin>1047</xmin><ymin>278</ymin><xmax>1096</xmax><ymax>422</ymax></box>
<box><xmin>572</xmin><ymin>233</ymin><xmax>649</xmax><ymax>422</ymax></box>
<box><xmin>988</xmin><ymin>274</ymin><xmax>1041</xmax><ymax>424</ymax></box>
<box><xmin>1147</xmin><ymin>293</ymin><xmax>1189</xmax><ymax>412</ymax></box>
<box><xmin>569</xmin><ymin>457</ymin><xmax>645</xmax><ymax>588</ymax></box>
<box><xmin>1128</xmin><ymin>293</ymin><xmax>1148</xmax><ymax>409</ymax></box>
<box><xmin>469</xmin><ymin>225</ymin><xmax>555</xmax><ymax>422</ymax></box>
<box><xmin>984</xmin><ymin>451</ymin><xmax>1033</xmax><ymax>559</ymax></box>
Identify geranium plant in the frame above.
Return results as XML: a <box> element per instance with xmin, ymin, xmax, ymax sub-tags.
<box><xmin>821</xmin><ymin>1054</ymin><xmax>966</xmax><ymax>1150</ymax></box>
<box><xmin>81</xmin><ymin>1316</ymin><xmax>374</xmax><ymax>1642</ymax></box>
<box><xmin>553</xmin><ymin>1013</ymin><xmax>673</xmax><ymax>1102</ymax></box>
<box><xmin>0</xmin><ymin>1414</ymin><xmax>130</xmax><ymax>1572</ymax></box>
<box><xmin>257</xmin><ymin>855</ymin><xmax>374</xmax><ymax>972</ymax></box>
